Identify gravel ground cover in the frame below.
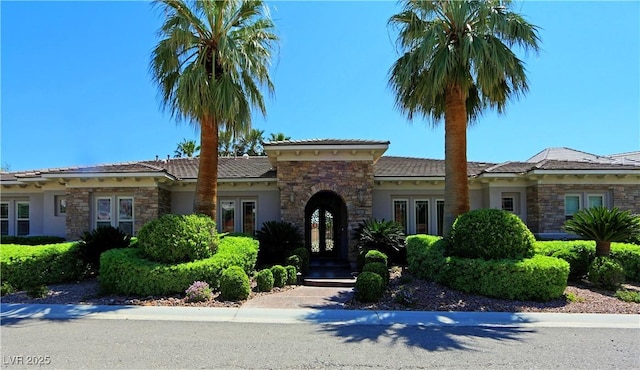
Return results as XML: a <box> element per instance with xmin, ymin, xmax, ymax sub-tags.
<box><xmin>2</xmin><ymin>267</ymin><xmax>639</xmax><ymax>314</ymax></box>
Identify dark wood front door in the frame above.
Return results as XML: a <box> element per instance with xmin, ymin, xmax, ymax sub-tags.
<box><xmin>305</xmin><ymin>191</ymin><xmax>347</xmax><ymax>260</ymax></box>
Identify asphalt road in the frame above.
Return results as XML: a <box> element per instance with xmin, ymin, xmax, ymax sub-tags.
<box><xmin>2</xmin><ymin>319</ymin><xmax>638</xmax><ymax>369</ymax></box>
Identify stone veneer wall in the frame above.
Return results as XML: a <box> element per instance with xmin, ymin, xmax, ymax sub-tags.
<box><xmin>277</xmin><ymin>160</ymin><xmax>374</xmax><ymax>262</ymax></box>
<box><xmin>66</xmin><ymin>186</ymin><xmax>171</xmax><ymax>240</ymax></box>
<box><xmin>526</xmin><ymin>184</ymin><xmax>640</xmax><ymax>233</ymax></box>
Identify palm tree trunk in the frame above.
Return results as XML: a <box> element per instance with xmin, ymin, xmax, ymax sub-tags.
<box><xmin>194</xmin><ymin>115</ymin><xmax>219</xmax><ymax>222</ymax></box>
<box><xmin>443</xmin><ymin>84</ymin><xmax>470</xmax><ymax>235</ymax></box>
<box><xmin>595</xmin><ymin>241</ymin><xmax>611</xmax><ymax>257</ymax></box>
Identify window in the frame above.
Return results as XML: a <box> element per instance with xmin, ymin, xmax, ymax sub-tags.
<box><xmin>221</xmin><ymin>200</ymin><xmax>235</xmax><ymax>233</ymax></box>
<box><xmin>415</xmin><ymin>200</ymin><xmax>429</xmax><ymax>234</ymax></box>
<box><xmin>393</xmin><ymin>199</ymin><xmax>408</xmax><ymax>234</ymax></box>
<box><xmin>55</xmin><ymin>195</ymin><xmax>67</xmax><ymax>216</ymax></box>
<box><xmin>242</xmin><ymin>201</ymin><xmax>256</xmax><ymax>235</ymax></box>
<box><xmin>96</xmin><ymin>197</ymin><xmax>112</xmax><ymax>229</ymax></box>
<box><xmin>16</xmin><ymin>202</ymin><xmax>29</xmax><ymax>236</ymax></box>
<box><xmin>1</xmin><ymin>202</ymin><xmax>8</xmax><ymax>236</ymax></box>
<box><xmin>95</xmin><ymin>196</ymin><xmax>135</xmax><ymax>234</ymax></box>
<box><xmin>118</xmin><ymin>197</ymin><xmax>134</xmax><ymax>235</ymax></box>
<box><xmin>501</xmin><ymin>193</ymin><xmax>520</xmax><ymax>214</ymax></box>
<box><xmin>588</xmin><ymin>194</ymin><xmax>604</xmax><ymax>208</ymax></box>
<box><xmin>436</xmin><ymin>200</ymin><xmax>445</xmax><ymax>236</ymax></box>
<box><xmin>565</xmin><ymin>194</ymin><xmax>582</xmax><ymax>220</ymax></box>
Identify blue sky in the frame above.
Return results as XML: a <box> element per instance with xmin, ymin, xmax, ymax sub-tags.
<box><xmin>2</xmin><ymin>1</ymin><xmax>639</xmax><ymax>172</ymax></box>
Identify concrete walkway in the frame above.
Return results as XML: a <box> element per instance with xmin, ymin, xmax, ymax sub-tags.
<box><xmin>242</xmin><ymin>286</ymin><xmax>353</xmax><ymax>309</ymax></box>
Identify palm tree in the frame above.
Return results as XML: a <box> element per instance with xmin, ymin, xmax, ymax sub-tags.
<box><xmin>151</xmin><ymin>0</ymin><xmax>278</xmax><ymax>220</ymax></box>
<box><xmin>388</xmin><ymin>0</ymin><xmax>540</xmax><ymax>234</ymax></box>
<box><xmin>268</xmin><ymin>132</ymin><xmax>291</xmax><ymax>142</ymax></box>
<box><xmin>174</xmin><ymin>138</ymin><xmax>200</xmax><ymax>158</ymax></box>
<box><xmin>236</xmin><ymin>128</ymin><xmax>265</xmax><ymax>156</ymax></box>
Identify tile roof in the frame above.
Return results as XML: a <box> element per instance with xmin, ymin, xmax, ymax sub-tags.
<box><xmin>141</xmin><ymin>157</ymin><xmax>276</xmax><ymax>180</ymax></box>
<box><xmin>533</xmin><ymin>159</ymin><xmax>640</xmax><ymax>171</ymax></box>
<box><xmin>264</xmin><ymin>138</ymin><xmax>390</xmax><ymax>146</ymax></box>
<box><xmin>374</xmin><ymin>156</ymin><xmax>494</xmax><ymax>177</ymax></box>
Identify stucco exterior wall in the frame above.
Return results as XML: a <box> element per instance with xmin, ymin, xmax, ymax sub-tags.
<box><xmin>0</xmin><ymin>193</ymin><xmax>45</xmax><ymax>237</ymax></box>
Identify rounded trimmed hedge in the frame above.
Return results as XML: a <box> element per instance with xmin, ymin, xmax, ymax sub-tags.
<box><xmin>270</xmin><ymin>265</ymin><xmax>287</xmax><ymax>288</ymax></box>
<box><xmin>355</xmin><ymin>272</ymin><xmax>384</xmax><ymax>302</ymax></box>
<box><xmin>365</xmin><ymin>250</ymin><xmax>388</xmax><ymax>266</ymax></box>
<box><xmin>363</xmin><ymin>262</ymin><xmax>389</xmax><ymax>284</ymax></box>
<box><xmin>220</xmin><ymin>266</ymin><xmax>250</xmax><ymax>301</ymax></box>
<box><xmin>447</xmin><ymin>209</ymin><xmax>535</xmax><ymax>260</ymax></box>
<box><xmin>137</xmin><ymin>214</ymin><xmax>218</xmax><ymax>263</ymax></box>
<box><xmin>407</xmin><ymin>235</ymin><xmax>569</xmax><ymax>301</ymax></box>
<box><xmin>285</xmin><ymin>265</ymin><xmax>298</xmax><ymax>285</ymax></box>
<box><xmin>588</xmin><ymin>257</ymin><xmax>625</xmax><ymax>290</ymax></box>
<box><xmin>256</xmin><ymin>269</ymin><xmax>274</xmax><ymax>292</ymax></box>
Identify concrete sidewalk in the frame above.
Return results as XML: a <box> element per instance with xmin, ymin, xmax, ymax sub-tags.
<box><xmin>242</xmin><ymin>286</ymin><xmax>353</xmax><ymax>309</ymax></box>
<box><xmin>2</xmin><ymin>302</ymin><xmax>638</xmax><ymax>328</ymax></box>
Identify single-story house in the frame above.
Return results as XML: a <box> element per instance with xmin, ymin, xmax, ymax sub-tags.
<box><xmin>2</xmin><ymin>139</ymin><xmax>639</xmax><ymax>262</ymax></box>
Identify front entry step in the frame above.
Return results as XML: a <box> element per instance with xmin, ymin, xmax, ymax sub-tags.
<box><xmin>304</xmin><ymin>259</ymin><xmax>356</xmax><ymax>287</ymax></box>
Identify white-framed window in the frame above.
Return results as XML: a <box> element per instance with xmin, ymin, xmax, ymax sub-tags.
<box><xmin>501</xmin><ymin>192</ymin><xmax>520</xmax><ymax>214</ymax></box>
<box><xmin>1</xmin><ymin>202</ymin><xmax>8</xmax><ymax>236</ymax></box>
<box><xmin>16</xmin><ymin>201</ymin><xmax>30</xmax><ymax>236</ymax></box>
<box><xmin>414</xmin><ymin>199</ymin><xmax>429</xmax><ymax>234</ymax></box>
<box><xmin>436</xmin><ymin>199</ymin><xmax>445</xmax><ymax>236</ymax></box>
<box><xmin>55</xmin><ymin>195</ymin><xmax>67</xmax><ymax>216</ymax></box>
<box><xmin>392</xmin><ymin>199</ymin><xmax>408</xmax><ymax>234</ymax></box>
<box><xmin>241</xmin><ymin>200</ymin><xmax>257</xmax><ymax>235</ymax></box>
<box><xmin>220</xmin><ymin>200</ymin><xmax>236</xmax><ymax>233</ymax></box>
<box><xmin>587</xmin><ymin>194</ymin><xmax>604</xmax><ymax>208</ymax></box>
<box><xmin>565</xmin><ymin>194</ymin><xmax>582</xmax><ymax>220</ymax></box>
<box><xmin>95</xmin><ymin>196</ymin><xmax>134</xmax><ymax>234</ymax></box>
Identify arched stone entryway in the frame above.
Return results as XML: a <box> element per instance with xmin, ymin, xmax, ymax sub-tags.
<box><xmin>304</xmin><ymin>191</ymin><xmax>348</xmax><ymax>261</ymax></box>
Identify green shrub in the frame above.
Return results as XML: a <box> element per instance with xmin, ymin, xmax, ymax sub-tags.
<box><xmin>0</xmin><ymin>243</ymin><xmax>86</xmax><ymax>289</ymax></box>
<box><xmin>354</xmin><ymin>272</ymin><xmax>384</xmax><ymax>302</ymax></box>
<box><xmin>365</xmin><ymin>250</ymin><xmax>388</xmax><ymax>266</ymax></box>
<box><xmin>256</xmin><ymin>221</ymin><xmax>303</xmax><ymax>265</ymax></box>
<box><xmin>406</xmin><ymin>235</ymin><xmax>569</xmax><ymax>301</ymax></box>
<box><xmin>0</xmin><ymin>236</ymin><xmax>66</xmax><ymax>245</ymax></box>
<box><xmin>256</xmin><ymin>269</ymin><xmax>274</xmax><ymax>292</ymax></box>
<box><xmin>1</xmin><ymin>282</ymin><xmax>15</xmax><ymax>296</ymax></box>
<box><xmin>534</xmin><ymin>241</ymin><xmax>595</xmax><ymax>280</ymax></box>
<box><xmin>564</xmin><ymin>207</ymin><xmax>640</xmax><ymax>257</ymax></box>
<box><xmin>220</xmin><ymin>266</ymin><xmax>250</xmax><ymax>301</ymax></box>
<box><xmin>285</xmin><ymin>265</ymin><xmax>298</xmax><ymax>285</ymax></box>
<box><xmin>588</xmin><ymin>257</ymin><xmax>625</xmax><ymax>291</ymax></box>
<box><xmin>362</xmin><ymin>262</ymin><xmax>389</xmax><ymax>284</ymax></box>
<box><xmin>77</xmin><ymin>226</ymin><xmax>132</xmax><ymax>271</ymax></box>
<box><xmin>615</xmin><ymin>289</ymin><xmax>640</xmax><ymax>303</ymax></box>
<box><xmin>99</xmin><ymin>236</ymin><xmax>258</xmax><ymax>296</ymax></box>
<box><xmin>535</xmin><ymin>241</ymin><xmax>640</xmax><ymax>282</ymax></box>
<box><xmin>446</xmin><ymin>209</ymin><xmax>535</xmax><ymax>260</ymax></box>
<box><xmin>289</xmin><ymin>248</ymin><xmax>310</xmax><ymax>275</ymax></box>
<box><xmin>353</xmin><ymin>219</ymin><xmax>406</xmax><ymax>265</ymax></box>
<box><xmin>137</xmin><ymin>214</ymin><xmax>218</xmax><ymax>263</ymax></box>
<box><xmin>26</xmin><ymin>285</ymin><xmax>49</xmax><ymax>299</ymax></box>
<box><xmin>285</xmin><ymin>255</ymin><xmax>301</xmax><ymax>273</ymax></box>
<box><xmin>184</xmin><ymin>281</ymin><xmax>213</xmax><ymax>302</ymax></box>
<box><xmin>270</xmin><ymin>265</ymin><xmax>287</xmax><ymax>288</ymax></box>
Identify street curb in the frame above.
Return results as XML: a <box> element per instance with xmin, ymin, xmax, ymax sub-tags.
<box><xmin>2</xmin><ymin>303</ymin><xmax>638</xmax><ymax>328</ymax></box>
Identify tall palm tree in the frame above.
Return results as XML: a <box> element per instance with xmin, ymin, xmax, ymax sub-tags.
<box><xmin>237</xmin><ymin>128</ymin><xmax>265</xmax><ymax>156</ymax></box>
<box><xmin>388</xmin><ymin>0</ymin><xmax>540</xmax><ymax>234</ymax></box>
<box><xmin>268</xmin><ymin>132</ymin><xmax>291</xmax><ymax>142</ymax></box>
<box><xmin>151</xmin><ymin>0</ymin><xmax>278</xmax><ymax>220</ymax></box>
<box><xmin>174</xmin><ymin>138</ymin><xmax>200</xmax><ymax>158</ymax></box>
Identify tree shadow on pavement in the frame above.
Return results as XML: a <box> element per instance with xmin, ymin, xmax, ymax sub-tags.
<box><xmin>0</xmin><ymin>304</ymin><xmax>133</xmax><ymax>327</ymax></box>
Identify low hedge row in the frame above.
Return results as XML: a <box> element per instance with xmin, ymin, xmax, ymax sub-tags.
<box><xmin>535</xmin><ymin>241</ymin><xmax>640</xmax><ymax>281</ymax></box>
<box><xmin>0</xmin><ymin>236</ymin><xmax>66</xmax><ymax>245</ymax></box>
<box><xmin>406</xmin><ymin>235</ymin><xmax>569</xmax><ymax>301</ymax></box>
<box><xmin>99</xmin><ymin>236</ymin><xmax>259</xmax><ymax>296</ymax></box>
<box><xmin>0</xmin><ymin>243</ymin><xmax>86</xmax><ymax>289</ymax></box>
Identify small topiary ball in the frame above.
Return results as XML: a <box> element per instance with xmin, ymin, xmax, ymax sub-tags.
<box><xmin>354</xmin><ymin>271</ymin><xmax>384</xmax><ymax>302</ymax></box>
<box><xmin>220</xmin><ymin>266</ymin><xmax>250</xmax><ymax>301</ymax></box>
<box><xmin>365</xmin><ymin>250</ymin><xmax>388</xmax><ymax>267</ymax></box>
<box><xmin>285</xmin><ymin>265</ymin><xmax>298</xmax><ymax>285</ymax></box>
<box><xmin>256</xmin><ymin>269</ymin><xmax>274</xmax><ymax>292</ymax></box>
<box><xmin>446</xmin><ymin>209</ymin><xmax>535</xmax><ymax>260</ymax></box>
<box><xmin>137</xmin><ymin>214</ymin><xmax>218</xmax><ymax>263</ymax></box>
<box><xmin>270</xmin><ymin>265</ymin><xmax>287</xmax><ymax>288</ymax></box>
<box><xmin>362</xmin><ymin>262</ymin><xmax>389</xmax><ymax>284</ymax></box>
<box><xmin>289</xmin><ymin>248</ymin><xmax>310</xmax><ymax>275</ymax></box>
<box><xmin>588</xmin><ymin>256</ymin><xmax>625</xmax><ymax>291</ymax></box>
